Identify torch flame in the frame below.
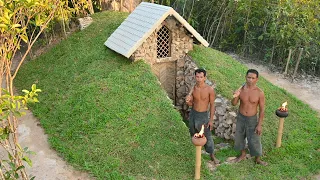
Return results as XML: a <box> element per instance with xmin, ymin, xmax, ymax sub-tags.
<box><xmin>282</xmin><ymin>102</ymin><xmax>287</xmax><ymax>108</ymax></box>
<box><xmin>279</xmin><ymin>101</ymin><xmax>288</xmax><ymax>112</ymax></box>
<box><xmin>194</xmin><ymin>125</ymin><xmax>205</xmax><ymax>138</ymax></box>
<box><xmin>199</xmin><ymin>125</ymin><xmax>204</xmax><ymax>136</ymax></box>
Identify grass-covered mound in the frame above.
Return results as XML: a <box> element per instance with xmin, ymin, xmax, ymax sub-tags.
<box><xmin>15</xmin><ymin>10</ymin><xmax>319</xmax><ymax>179</ymax></box>
<box><xmin>15</xmin><ymin>11</ymin><xmax>213</xmax><ymax>179</ymax></box>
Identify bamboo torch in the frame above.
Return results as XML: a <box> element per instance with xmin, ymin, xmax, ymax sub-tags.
<box><xmin>275</xmin><ymin>102</ymin><xmax>289</xmax><ymax>147</ymax></box>
<box><xmin>191</xmin><ymin>125</ymin><xmax>206</xmax><ymax>180</ymax></box>
<box><xmin>232</xmin><ymin>83</ymin><xmax>245</xmax><ymax>98</ymax></box>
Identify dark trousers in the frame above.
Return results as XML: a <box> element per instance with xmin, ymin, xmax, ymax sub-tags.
<box><xmin>189</xmin><ymin>109</ymin><xmax>214</xmax><ymax>154</ymax></box>
<box><xmin>234</xmin><ymin>112</ymin><xmax>262</xmax><ymax>156</ymax></box>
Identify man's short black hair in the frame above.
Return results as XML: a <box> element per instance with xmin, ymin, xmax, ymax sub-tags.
<box><xmin>246</xmin><ymin>69</ymin><xmax>259</xmax><ymax>78</ymax></box>
<box><xmin>195</xmin><ymin>68</ymin><xmax>207</xmax><ymax>77</ymax></box>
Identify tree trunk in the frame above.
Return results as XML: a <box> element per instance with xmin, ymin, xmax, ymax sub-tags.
<box><xmin>269</xmin><ymin>42</ymin><xmax>275</xmax><ymax>64</ymax></box>
<box><xmin>187</xmin><ymin>0</ymin><xmax>195</xmax><ymax>22</ymax></box>
<box><xmin>130</xmin><ymin>0</ymin><xmax>133</xmax><ymax>12</ymax></box>
<box><xmin>292</xmin><ymin>48</ymin><xmax>303</xmax><ymax>80</ymax></box>
<box><xmin>206</xmin><ymin>1</ymin><xmax>225</xmax><ymax>46</ymax></box>
<box><xmin>87</xmin><ymin>0</ymin><xmax>95</xmax><ymax>14</ymax></box>
<box><xmin>210</xmin><ymin>6</ymin><xmax>227</xmax><ymax>46</ymax></box>
<box><xmin>242</xmin><ymin>0</ymin><xmax>252</xmax><ymax>56</ymax></box>
<box><xmin>61</xmin><ymin>20</ymin><xmax>67</xmax><ymax>38</ymax></box>
<box><xmin>182</xmin><ymin>0</ymin><xmax>187</xmax><ymax>17</ymax></box>
<box><xmin>283</xmin><ymin>49</ymin><xmax>292</xmax><ymax>75</ymax></box>
<box><xmin>120</xmin><ymin>0</ymin><xmax>123</xmax><ymax>11</ymax></box>
<box><xmin>203</xmin><ymin>5</ymin><xmax>213</xmax><ymax>38</ymax></box>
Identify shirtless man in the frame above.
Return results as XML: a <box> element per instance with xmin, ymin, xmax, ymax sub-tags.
<box><xmin>231</xmin><ymin>69</ymin><xmax>267</xmax><ymax>166</ymax></box>
<box><xmin>186</xmin><ymin>68</ymin><xmax>220</xmax><ymax>164</ymax></box>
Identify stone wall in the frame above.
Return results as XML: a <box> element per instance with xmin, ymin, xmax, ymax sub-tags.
<box><xmin>214</xmin><ymin>96</ymin><xmax>237</xmax><ymax>140</ymax></box>
<box><xmin>178</xmin><ymin>55</ymin><xmax>238</xmax><ymax>140</ymax></box>
<box><xmin>128</xmin><ymin>14</ymin><xmax>238</xmax><ymax>140</ymax></box>
<box><xmin>131</xmin><ymin>16</ymin><xmax>193</xmax><ymax>64</ymax></box>
<box><xmin>100</xmin><ymin>0</ymin><xmax>142</xmax><ymax>12</ymax></box>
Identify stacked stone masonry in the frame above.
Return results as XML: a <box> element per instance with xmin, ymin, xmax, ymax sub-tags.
<box><xmin>131</xmin><ymin>16</ymin><xmax>193</xmax><ymax>64</ymax></box>
<box><xmin>130</xmin><ymin>16</ymin><xmax>237</xmax><ymax>140</ymax></box>
<box><xmin>181</xmin><ymin>55</ymin><xmax>238</xmax><ymax>140</ymax></box>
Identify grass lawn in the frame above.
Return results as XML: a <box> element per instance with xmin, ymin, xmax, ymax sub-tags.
<box><xmin>15</xmin><ymin>11</ymin><xmax>319</xmax><ymax>179</ymax></box>
<box><xmin>190</xmin><ymin>46</ymin><xmax>320</xmax><ymax>179</ymax></box>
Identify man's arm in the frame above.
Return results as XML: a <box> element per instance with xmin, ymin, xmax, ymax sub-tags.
<box><xmin>232</xmin><ymin>84</ymin><xmax>244</xmax><ymax>105</ymax></box>
<box><xmin>255</xmin><ymin>91</ymin><xmax>265</xmax><ymax>135</ymax></box>
<box><xmin>208</xmin><ymin>87</ymin><xmax>215</xmax><ymax>130</ymax></box>
<box><xmin>186</xmin><ymin>87</ymin><xmax>194</xmax><ymax>106</ymax></box>
<box><xmin>231</xmin><ymin>90</ymin><xmax>241</xmax><ymax>106</ymax></box>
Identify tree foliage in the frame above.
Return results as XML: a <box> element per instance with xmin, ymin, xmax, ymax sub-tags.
<box><xmin>169</xmin><ymin>0</ymin><xmax>320</xmax><ymax>75</ymax></box>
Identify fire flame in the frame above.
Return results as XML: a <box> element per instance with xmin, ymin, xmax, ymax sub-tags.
<box><xmin>279</xmin><ymin>101</ymin><xmax>288</xmax><ymax>112</ymax></box>
<box><xmin>282</xmin><ymin>102</ymin><xmax>287</xmax><ymax>108</ymax></box>
<box><xmin>194</xmin><ymin>125</ymin><xmax>205</xmax><ymax>138</ymax></box>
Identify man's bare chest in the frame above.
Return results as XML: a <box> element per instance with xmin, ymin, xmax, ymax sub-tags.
<box><xmin>240</xmin><ymin>90</ymin><xmax>259</xmax><ymax>104</ymax></box>
<box><xmin>193</xmin><ymin>89</ymin><xmax>210</xmax><ymax>101</ymax></box>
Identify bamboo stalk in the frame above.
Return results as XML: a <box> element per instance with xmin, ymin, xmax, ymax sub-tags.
<box><xmin>284</xmin><ymin>49</ymin><xmax>292</xmax><ymax>75</ymax></box>
<box><xmin>195</xmin><ymin>146</ymin><xmax>202</xmax><ymax>180</ymax></box>
<box><xmin>276</xmin><ymin>118</ymin><xmax>284</xmax><ymax>148</ymax></box>
<box><xmin>120</xmin><ymin>0</ymin><xmax>123</xmax><ymax>12</ymax></box>
<box><xmin>292</xmin><ymin>48</ymin><xmax>303</xmax><ymax>81</ymax></box>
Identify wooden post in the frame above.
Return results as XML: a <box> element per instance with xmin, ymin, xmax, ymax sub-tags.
<box><xmin>195</xmin><ymin>146</ymin><xmax>202</xmax><ymax>180</ymax></box>
<box><xmin>120</xmin><ymin>0</ymin><xmax>123</xmax><ymax>12</ymax></box>
<box><xmin>292</xmin><ymin>48</ymin><xmax>303</xmax><ymax>80</ymax></box>
<box><xmin>276</xmin><ymin>118</ymin><xmax>285</xmax><ymax>148</ymax></box>
<box><xmin>130</xmin><ymin>0</ymin><xmax>133</xmax><ymax>12</ymax></box>
<box><xmin>283</xmin><ymin>49</ymin><xmax>292</xmax><ymax>75</ymax></box>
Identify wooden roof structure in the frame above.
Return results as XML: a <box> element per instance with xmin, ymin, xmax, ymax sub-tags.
<box><xmin>104</xmin><ymin>2</ymin><xmax>209</xmax><ymax>58</ymax></box>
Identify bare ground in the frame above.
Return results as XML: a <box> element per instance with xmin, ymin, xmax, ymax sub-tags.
<box><xmin>18</xmin><ymin>111</ymin><xmax>92</xmax><ymax>180</ymax></box>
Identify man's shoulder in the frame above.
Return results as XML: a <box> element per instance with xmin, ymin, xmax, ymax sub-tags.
<box><xmin>205</xmin><ymin>84</ymin><xmax>214</xmax><ymax>90</ymax></box>
<box><xmin>205</xmin><ymin>85</ymin><xmax>215</xmax><ymax>94</ymax></box>
<box><xmin>255</xmin><ymin>86</ymin><xmax>264</xmax><ymax>94</ymax></box>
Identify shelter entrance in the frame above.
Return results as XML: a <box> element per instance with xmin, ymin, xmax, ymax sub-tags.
<box><xmin>151</xmin><ymin>61</ymin><xmax>176</xmax><ymax>103</ymax></box>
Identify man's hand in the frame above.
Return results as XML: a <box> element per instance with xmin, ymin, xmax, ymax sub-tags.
<box><xmin>186</xmin><ymin>95</ymin><xmax>192</xmax><ymax>103</ymax></box>
<box><xmin>232</xmin><ymin>89</ymin><xmax>241</xmax><ymax>98</ymax></box>
<box><xmin>233</xmin><ymin>84</ymin><xmax>245</xmax><ymax>98</ymax></box>
<box><xmin>255</xmin><ymin>124</ymin><xmax>262</xmax><ymax>135</ymax></box>
<box><xmin>207</xmin><ymin>121</ymin><xmax>213</xmax><ymax>131</ymax></box>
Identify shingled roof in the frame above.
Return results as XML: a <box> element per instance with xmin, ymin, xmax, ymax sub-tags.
<box><xmin>104</xmin><ymin>2</ymin><xmax>209</xmax><ymax>58</ymax></box>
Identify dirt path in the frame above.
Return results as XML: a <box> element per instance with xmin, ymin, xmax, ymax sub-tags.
<box><xmin>230</xmin><ymin>54</ymin><xmax>320</xmax><ymax>115</ymax></box>
<box><xmin>18</xmin><ymin>111</ymin><xmax>92</xmax><ymax>180</ymax></box>
<box><xmin>1</xmin><ymin>41</ymin><xmax>93</xmax><ymax>179</ymax></box>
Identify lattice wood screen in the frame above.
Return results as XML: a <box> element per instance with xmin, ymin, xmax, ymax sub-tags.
<box><xmin>157</xmin><ymin>25</ymin><xmax>171</xmax><ymax>58</ymax></box>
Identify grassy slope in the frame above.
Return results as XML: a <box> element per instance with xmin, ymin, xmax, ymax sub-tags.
<box><xmin>15</xmin><ymin>11</ymin><xmax>319</xmax><ymax>179</ymax></box>
<box><xmin>190</xmin><ymin>47</ymin><xmax>320</xmax><ymax>179</ymax></box>
<box><xmin>15</xmin><ymin>11</ymin><xmax>213</xmax><ymax>179</ymax></box>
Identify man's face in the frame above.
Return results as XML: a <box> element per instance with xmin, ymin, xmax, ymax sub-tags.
<box><xmin>195</xmin><ymin>72</ymin><xmax>206</xmax><ymax>84</ymax></box>
<box><xmin>246</xmin><ymin>73</ymin><xmax>258</xmax><ymax>85</ymax></box>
